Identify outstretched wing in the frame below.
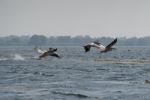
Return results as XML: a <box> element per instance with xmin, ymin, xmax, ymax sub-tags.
<box><xmin>83</xmin><ymin>45</ymin><xmax>91</xmax><ymax>52</ymax></box>
<box><xmin>33</xmin><ymin>47</ymin><xmax>46</xmax><ymax>55</ymax></box>
<box><xmin>49</xmin><ymin>52</ymin><xmax>60</xmax><ymax>58</ymax></box>
<box><xmin>49</xmin><ymin>48</ymin><xmax>57</xmax><ymax>52</ymax></box>
<box><xmin>106</xmin><ymin>38</ymin><xmax>117</xmax><ymax>49</ymax></box>
<box><xmin>39</xmin><ymin>51</ymin><xmax>49</xmax><ymax>59</ymax></box>
<box><xmin>39</xmin><ymin>51</ymin><xmax>60</xmax><ymax>59</ymax></box>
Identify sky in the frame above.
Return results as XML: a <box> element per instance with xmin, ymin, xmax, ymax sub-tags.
<box><xmin>0</xmin><ymin>0</ymin><xmax>150</xmax><ymax>38</ymax></box>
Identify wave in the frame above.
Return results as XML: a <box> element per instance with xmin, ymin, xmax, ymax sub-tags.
<box><xmin>52</xmin><ymin>91</ymin><xmax>89</xmax><ymax>98</ymax></box>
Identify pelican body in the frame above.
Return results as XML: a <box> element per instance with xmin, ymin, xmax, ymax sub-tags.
<box><xmin>33</xmin><ymin>47</ymin><xmax>60</xmax><ymax>59</ymax></box>
<box><xmin>83</xmin><ymin>38</ymin><xmax>117</xmax><ymax>53</ymax></box>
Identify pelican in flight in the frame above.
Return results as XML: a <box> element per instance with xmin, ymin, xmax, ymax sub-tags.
<box><xmin>33</xmin><ymin>47</ymin><xmax>60</xmax><ymax>59</ymax></box>
<box><xmin>83</xmin><ymin>38</ymin><xmax>117</xmax><ymax>53</ymax></box>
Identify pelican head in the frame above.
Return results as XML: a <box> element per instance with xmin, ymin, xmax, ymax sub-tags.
<box><xmin>93</xmin><ymin>40</ymin><xmax>101</xmax><ymax>45</ymax></box>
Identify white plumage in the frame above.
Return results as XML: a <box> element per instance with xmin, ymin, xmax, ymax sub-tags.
<box><xmin>83</xmin><ymin>38</ymin><xmax>117</xmax><ymax>53</ymax></box>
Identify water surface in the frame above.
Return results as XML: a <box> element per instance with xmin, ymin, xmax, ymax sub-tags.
<box><xmin>0</xmin><ymin>46</ymin><xmax>150</xmax><ymax>100</ymax></box>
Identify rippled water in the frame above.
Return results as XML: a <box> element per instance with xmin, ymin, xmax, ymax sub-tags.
<box><xmin>0</xmin><ymin>46</ymin><xmax>150</xmax><ymax>100</ymax></box>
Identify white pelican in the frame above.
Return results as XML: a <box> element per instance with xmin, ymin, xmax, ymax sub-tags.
<box><xmin>33</xmin><ymin>47</ymin><xmax>60</xmax><ymax>59</ymax></box>
<box><xmin>83</xmin><ymin>38</ymin><xmax>117</xmax><ymax>53</ymax></box>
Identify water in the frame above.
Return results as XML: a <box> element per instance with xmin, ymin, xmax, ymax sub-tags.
<box><xmin>0</xmin><ymin>46</ymin><xmax>150</xmax><ymax>100</ymax></box>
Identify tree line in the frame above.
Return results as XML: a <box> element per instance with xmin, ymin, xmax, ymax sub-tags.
<box><xmin>0</xmin><ymin>35</ymin><xmax>150</xmax><ymax>46</ymax></box>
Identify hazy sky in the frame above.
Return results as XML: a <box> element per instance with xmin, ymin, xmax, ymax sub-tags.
<box><xmin>0</xmin><ymin>0</ymin><xmax>150</xmax><ymax>37</ymax></box>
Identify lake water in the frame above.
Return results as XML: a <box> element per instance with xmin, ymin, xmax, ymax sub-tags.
<box><xmin>0</xmin><ymin>46</ymin><xmax>150</xmax><ymax>100</ymax></box>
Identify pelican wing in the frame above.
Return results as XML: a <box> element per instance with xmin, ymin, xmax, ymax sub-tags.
<box><xmin>33</xmin><ymin>47</ymin><xmax>46</xmax><ymax>54</ymax></box>
<box><xmin>49</xmin><ymin>48</ymin><xmax>57</xmax><ymax>52</ymax></box>
<box><xmin>39</xmin><ymin>51</ymin><xmax>49</xmax><ymax>58</ymax></box>
<box><xmin>39</xmin><ymin>51</ymin><xmax>60</xmax><ymax>59</ymax></box>
<box><xmin>96</xmin><ymin>44</ymin><xmax>106</xmax><ymax>51</ymax></box>
<box><xmin>106</xmin><ymin>38</ymin><xmax>117</xmax><ymax>49</ymax></box>
<box><xmin>83</xmin><ymin>45</ymin><xmax>91</xmax><ymax>52</ymax></box>
<box><xmin>49</xmin><ymin>52</ymin><xmax>60</xmax><ymax>58</ymax></box>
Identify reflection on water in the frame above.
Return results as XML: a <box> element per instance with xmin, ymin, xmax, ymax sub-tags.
<box><xmin>0</xmin><ymin>46</ymin><xmax>150</xmax><ymax>100</ymax></box>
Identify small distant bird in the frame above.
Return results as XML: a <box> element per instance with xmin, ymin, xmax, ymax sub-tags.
<box><xmin>83</xmin><ymin>38</ymin><xmax>117</xmax><ymax>53</ymax></box>
<box><xmin>33</xmin><ymin>47</ymin><xmax>60</xmax><ymax>59</ymax></box>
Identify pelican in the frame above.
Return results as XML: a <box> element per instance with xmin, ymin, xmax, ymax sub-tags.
<box><xmin>33</xmin><ymin>47</ymin><xmax>60</xmax><ymax>59</ymax></box>
<box><xmin>83</xmin><ymin>38</ymin><xmax>117</xmax><ymax>53</ymax></box>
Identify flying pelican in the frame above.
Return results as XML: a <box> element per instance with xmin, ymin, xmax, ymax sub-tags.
<box><xmin>33</xmin><ymin>47</ymin><xmax>60</xmax><ymax>59</ymax></box>
<box><xmin>83</xmin><ymin>38</ymin><xmax>117</xmax><ymax>53</ymax></box>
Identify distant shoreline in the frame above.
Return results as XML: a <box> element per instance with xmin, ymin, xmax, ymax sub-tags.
<box><xmin>0</xmin><ymin>35</ymin><xmax>150</xmax><ymax>46</ymax></box>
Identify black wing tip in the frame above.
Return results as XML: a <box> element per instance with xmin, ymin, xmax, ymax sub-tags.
<box><xmin>55</xmin><ymin>54</ymin><xmax>60</xmax><ymax>58</ymax></box>
<box><xmin>49</xmin><ymin>53</ymin><xmax>60</xmax><ymax>58</ymax></box>
<box><xmin>114</xmin><ymin>38</ymin><xmax>117</xmax><ymax>43</ymax></box>
<box><xmin>83</xmin><ymin>45</ymin><xmax>90</xmax><ymax>52</ymax></box>
<box><xmin>49</xmin><ymin>48</ymin><xmax>57</xmax><ymax>52</ymax></box>
<box><xmin>110</xmin><ymin>38</ymin><xmax>117</xmax><ymax>45</ymax></box>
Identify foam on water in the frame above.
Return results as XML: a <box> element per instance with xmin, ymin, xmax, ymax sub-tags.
<box><xmin>13</xmin><ymin>54</ymin><xmax>25</xmax><ymax>60</ymax></box>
